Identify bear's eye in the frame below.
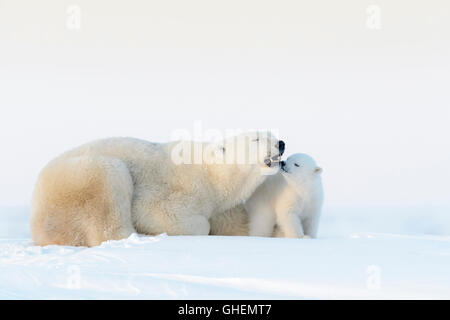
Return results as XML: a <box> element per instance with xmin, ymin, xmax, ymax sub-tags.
<box><xmin>294</xmin><ymin>163</ymin><xmax>300</xmax><ymax>167</ymax></box>
<box><xmin>252</xmin><ymin>138</ymin><xmax>259</xmax><ymax>142</ymax></box>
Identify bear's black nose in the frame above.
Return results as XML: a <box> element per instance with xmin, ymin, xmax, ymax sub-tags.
<box><xmin>280</xmin><ymin>160</ymin><xmax>286</xmax><ymax>168</ymax></box>
<box><xmin>278</xmin><ymin>140</ymin><xmax>285</xmax><ymax>155</ymax></box>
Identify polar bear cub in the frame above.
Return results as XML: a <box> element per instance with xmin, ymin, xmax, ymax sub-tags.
<box><xmin>31</xmin><ymin>132</ymin><xmax>284</xmax><ymax>247</ymax></box>
<box><xmin>247</xmin><ymin>153</ymin><xmax>323</xmax><ymax>238</ymax></box>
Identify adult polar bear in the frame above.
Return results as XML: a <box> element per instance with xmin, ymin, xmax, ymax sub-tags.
<box><xmin>31</xmin><ymin>132</ymin><xmax>284</xmax><ymax>247</ymax></box>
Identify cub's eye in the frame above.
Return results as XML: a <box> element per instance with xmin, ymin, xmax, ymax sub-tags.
<box><xmin>294</xmin><ymin>163</ymin><xmax>300</xmax><ymax>167</ymax></box>
<box><xmin>252</xmin><ymin>139</ymin><xmax>259</xmax><ymax>142</ymax></box>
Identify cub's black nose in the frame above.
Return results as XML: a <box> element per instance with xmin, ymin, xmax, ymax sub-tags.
<box><xmin>280</xmin><ymin>161</ymin><xmax>286</xmax><ymax>168</ymax></box>
<box><xmin>278</xmin><ymin>140</ymin><xmax>285</xmax><ymax>155</ymax></box>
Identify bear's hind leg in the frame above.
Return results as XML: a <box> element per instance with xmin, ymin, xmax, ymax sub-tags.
<box><xmin>31</xmin><ymin>156</ymin><xmax>136</xmax><ymax>247</ymax></box>
<box><xmin>134</xmin><ymin>191</ymin><xmax>211</xmax><ymax>236</ymax></box>
<box><xmin>175</xmin><ymin>215</ymin><xmax>211</xmax><ymax>235</ymax></box>
<box><xmin>209</xmin><ymin>205</ymin><xmax>249</xmax><ymax>236</ymax></box>
<box><xmin>248</xmin><ymin>206</ymin><xmax>276</xmax><ymax>237</ymax></box>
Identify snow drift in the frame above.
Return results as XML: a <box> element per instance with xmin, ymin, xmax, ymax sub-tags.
<box><xmin>0</xmin><ymin>205</ymin><xmax>449</xmax><ymax>299</ymax></box>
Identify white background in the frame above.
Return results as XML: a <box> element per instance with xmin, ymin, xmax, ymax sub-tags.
<box><xmin>0</xmin><ymin>0</ymin><xmax>449</xmax><ymax>209</ymax></box>
<box><xmin>1</xmin><ymin>1</ymin><xmax>450</xmax><ymax>300</ymax></box>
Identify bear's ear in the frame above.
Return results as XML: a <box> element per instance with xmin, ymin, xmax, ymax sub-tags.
<box><xmin>314</xmin><ymin>167</ymin><xmax>322</xmax><ymax>174</ymax></box>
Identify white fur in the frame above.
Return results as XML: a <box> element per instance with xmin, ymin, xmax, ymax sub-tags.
<box><xmin>246</xmin><ymin>153</ymin><xmax>323</xmax><ymax>238</ymax></box>
<box><xmin>31</xmin><ymin>132</ymin><xmax>282</xmax><ymax>246</ymax></box>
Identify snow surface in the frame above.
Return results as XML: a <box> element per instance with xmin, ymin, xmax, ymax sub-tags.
<box><xmin>1</xmin><ymin>205</ymin><xmax>449</xmax><ymax>299</ymax></box>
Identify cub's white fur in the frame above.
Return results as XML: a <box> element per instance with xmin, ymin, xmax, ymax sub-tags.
<box><xmin>31</xmin><ymin>132</ymin><xmax>282</xmax><ymax>247</ymax></box>
<box><xmin>247</xmin><ymin>153</ymin><xmax>323</xmax><ymax>238</ymax></box>
<box><xmin>211</xmin><ymin>154</ymin><xmax>323</xmax><ymax>238</ymax></box>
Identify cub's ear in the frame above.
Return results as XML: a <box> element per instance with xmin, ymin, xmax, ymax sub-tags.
<box><xmin>314</xmin><ymin>167</ymin><xmax>322</xmax><ymax>174</ymax></box>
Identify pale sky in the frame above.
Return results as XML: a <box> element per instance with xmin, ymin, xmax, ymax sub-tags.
<box><xmin>0</xmin><ymin>1</ymin><xmax>449</xmax><ymax>206</ymax></box>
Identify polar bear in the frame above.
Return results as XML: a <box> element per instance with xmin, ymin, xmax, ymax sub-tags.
<box><xmin>210</xmin><ymin>153</ymin><xmax>323</xmax><ymax>238</ymax></box>
<box><xmin>248</xmin><ymin>153</ymin><xmax>323</xmax><ymax>238</ymax></box>
<box><xmin>209</xmin><ymin>205</ymin><xmax>250</xmax><ymax>236</ymax></box>
<box><xmin>31</xmin><ymin>132</ymin><xmax>285</xmax><ymax>247</ymax></box>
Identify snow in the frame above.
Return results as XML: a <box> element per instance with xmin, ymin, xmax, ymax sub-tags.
<box><xmin>1</xmin><ymin>205</ymin><xmax>450</xmax><ymax>299</ymax></box>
